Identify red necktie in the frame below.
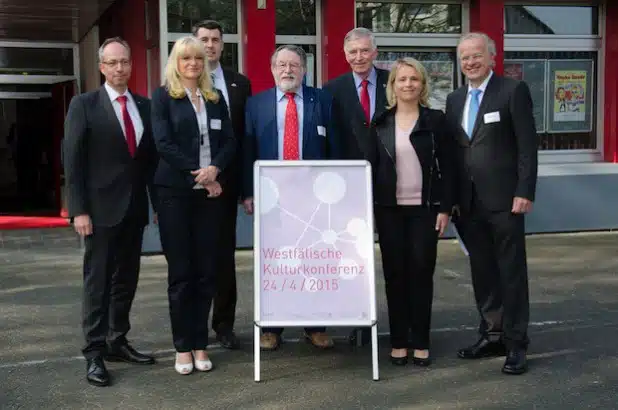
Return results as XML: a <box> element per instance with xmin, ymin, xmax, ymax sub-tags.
<box><xmin>360</xmin><ymin>79</ymin><xmax>370</xmax><ymax>124</ymax></box>
<box><xmin>283</xmin><ymin>92</ymin><xmax>299</xmax><ymax>160</ymax></box>
<box><xmin>117</xmin><ymin>95</ymin><xmax>137</xmax><ymax>157</ymax></box>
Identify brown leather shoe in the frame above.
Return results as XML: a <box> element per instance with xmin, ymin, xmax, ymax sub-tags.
<box><xmin>260</xmin><ymin>332</ymin><xmax>281</xmax><ymax>351</ymax></box>
<box><xmin>305</xmin><ymin>332</ymin><xmax>334</xmax><ymax>349</ymax></box>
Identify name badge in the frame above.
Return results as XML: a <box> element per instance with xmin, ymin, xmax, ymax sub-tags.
<box><xmin>484</xmin><ymin>111</ymin><xmax>500</xmax><ymax>124</ymax></box>
<box><xmin>210</xmin><ymin>119</ymin><xmax>222</xmax><ymax>130</ymax></box>
<box><xmin>317</xmin><ymin>125</ymin><xmax>326</xmax><ymax>137</ymax></box>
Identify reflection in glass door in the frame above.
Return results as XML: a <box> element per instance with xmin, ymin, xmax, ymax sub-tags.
<box><xmin>375</xmin><ymin>49</ymin><xmax>459</xmax><ymax>112</ymax></box>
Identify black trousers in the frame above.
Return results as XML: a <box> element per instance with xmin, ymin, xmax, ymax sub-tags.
<box><xmin>157</xmin><ymin>187</ymin><xmax>222</xmax><ymax>352</ymax></box>
<box><xmin>455</xmin><ymin>194</ymin><xmax>530</xmax><ymax>350</ymax></box>
<box><xmin>82</xmin><ymin>214</ymin><xmax>144</xmax><ymax>359</ymax></box>
<box><xmin>375</xmin><ymin>205</ymin><xmax>438</xmax><ymax>350</ymax></box>
<box><xmin>211</xmin><ymin>196</ymin><xmax>238</xmax><ymax>335</ymax></box>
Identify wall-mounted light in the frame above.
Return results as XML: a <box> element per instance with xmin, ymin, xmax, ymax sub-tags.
<box><xmin>257</xmin><ymin>0</ymin><xmax>266</xmax><ymax>9</ymax></box>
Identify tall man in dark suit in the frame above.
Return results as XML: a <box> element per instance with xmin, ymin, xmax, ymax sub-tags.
<box><xmin>323</xmin><ymin>27</ymin><xmax>388</xmax><ymax>346</ymax></box>
<box><xmin>445</xmin><ymin>32</ymin><xmax>538</xmax><ymax>375</ymax></box>
<box><xmin>323</xmin><ymin>27</ymin><xmax>388</xmax><ymax>160</ymax></box>
<box><xmin>192</xmin><ymin>19</ymin><xmax>252</xmax><ymax>350</ymax></box>
<box><xmin>242</xmin><ymin>45</ymin><xmax>339</xmax><ymax>351</ymax></box>
<box><xmin>63</xmin><ymin>37</ymin><xmax>158</xmax><ymax>387</ymax></box>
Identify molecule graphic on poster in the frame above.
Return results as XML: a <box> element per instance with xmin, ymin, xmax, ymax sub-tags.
<box><xmin>256</xmin><ymin>164</ymin><xmax>374</xmax><ymax>323</ymax></box>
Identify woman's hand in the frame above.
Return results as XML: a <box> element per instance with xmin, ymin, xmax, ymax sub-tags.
<box><xmin>435</xmin><ymin>212</ymin><xmax>450</xmax><ymax>236</ymax></box>
<box><xmin>191</xmin><ymin>165</ymin><xmax>219</xmax><ymax>185</ymax></box>
<box><xmin>204</xmin><ymin>181</ymin><xmax>223</xmax><ymax>198</ymax></box>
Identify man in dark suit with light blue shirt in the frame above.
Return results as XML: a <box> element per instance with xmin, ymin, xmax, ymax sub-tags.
<box><xmin>241</xmin><ymin>44</ymin><xmax>339</xmax><ymax>351</ymax></box>
<box><xmin>445</xmin><ymin>32</ymin><xmax>538</xmax><ymax>375</ymax></box>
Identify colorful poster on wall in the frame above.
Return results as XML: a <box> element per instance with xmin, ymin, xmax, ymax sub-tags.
<box><xmin>553</xmin><ymin>70</ymin><xmax>586</xmax><ymax>122</ymax></box>
<box><xmin>547</xmin><ymin>60</ymin><xmax>593</xmax><ymax>133</ymax></box>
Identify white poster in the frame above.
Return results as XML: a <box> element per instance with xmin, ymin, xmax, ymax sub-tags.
<box><xmin>254</xmin><ymin>160</ymin><xmax>376</xmax><ymax>327</ymax></box>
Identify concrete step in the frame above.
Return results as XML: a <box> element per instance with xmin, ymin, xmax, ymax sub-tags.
<box><xmin>0</xmin><ymin>227</ymin><xmax>81</xmax><ymax>250</ymax></box>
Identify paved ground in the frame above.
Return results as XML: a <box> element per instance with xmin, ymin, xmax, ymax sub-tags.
<box><xmin>1</xmin><ymin>231</ymin><xmax>617</xmax><ymax>409</ymax></box>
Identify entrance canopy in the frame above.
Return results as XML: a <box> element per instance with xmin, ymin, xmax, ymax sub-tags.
<box><xmin>0</xmin><ymin>0</ymin><xmax>117</xmax><ymax>42</ymax></box>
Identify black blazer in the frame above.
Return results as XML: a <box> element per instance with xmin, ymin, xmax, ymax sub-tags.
<box><xmin>62</xmin><ymin>87</ymin><xmax>158</xmax><ymax>227</ymax></box>
<box><xmin>370</xmin><ymin>106</ymin><xmax>454</xmax><ymax>213</ymax></box>
<box><xmin>445</xmin><ymin>74</ymin><xmax>538</xmax><ymax>212</ymax></box>
<box><xmin>220</xmin><ymin>68</ymin><xmax>252</xmax><ymax>198</ymax></box>
<box><xmin>323</xmin><ymin>67</ymin><xmax>389</xmax><ymax>159</ymax></box>
<box><xmin>150</xmin><ymin>86</ymin><xmax>236</xmax><ymax>191</ymax></box>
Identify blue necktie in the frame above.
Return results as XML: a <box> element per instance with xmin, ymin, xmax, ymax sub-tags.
<box><xmin>467</xmin><ymin>89</ymin><xmax>482</xmax><ymax>139</ymax></box>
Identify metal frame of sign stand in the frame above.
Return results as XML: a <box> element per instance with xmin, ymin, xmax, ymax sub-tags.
<box><xmin>252</xmin><ymin>160</ymin><xmax>379</xmax><ymax>382</ymax></box>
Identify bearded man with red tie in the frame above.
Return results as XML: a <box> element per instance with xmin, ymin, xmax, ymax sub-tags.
<box><xmin>241</xmin><ymin>44</ymin><xmax>339</xmax><ymax>351</ymax></box>
<box><xmin>63</xmin><ymin>37</ymin><xmax>158</xmax><ymax>387</ymax></box>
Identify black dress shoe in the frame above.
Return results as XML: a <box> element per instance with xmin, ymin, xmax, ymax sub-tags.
<box><xmin>106</xmin><ymin>344</ymin><xmax>155</xmax><ymax>365</ymax></box>
<box><xmin>458</xmin><ymin>337</ymin><xmax>506</xmax><ymax>359</ymax></box>
<box><xmin>216</xmin><ymin>332</ymin><xmax>241</xmax><ymax>350</ymax></box>
<box><xmin>412</xmin><ymin>356</ymin><xmax>432</xmax><ymax>367</ymax></box>
<box><xmin>390</xmin><ymin>355</ymin><xmax>408</xmax><ymax>366</ymax></box>
<box><xmin>86</xmin><ymin>356</ymin><xmax>110</xmax><ymax>387</ymax></box>
<box><xmin>502</xmin><ymin>349</ymin><xmax>528</xmax><ymax>375</ymax></box>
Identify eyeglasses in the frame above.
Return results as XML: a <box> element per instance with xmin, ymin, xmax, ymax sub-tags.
<box><xmin>102</xmin><ymin>59</ymin><xmax>131</xmax><ymax>68</ymax></box>
<box><xmin>460</xmin><ymin>53</ymin><xmax>485</xmax><ymax>63</ymax></box>
<box><xmin>275</xmin><ymin>62</ymin><xmax>302</xmax><ymax>71</ymax></box>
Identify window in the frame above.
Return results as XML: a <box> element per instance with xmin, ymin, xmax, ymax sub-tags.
<box><xmin>0</xmin><ymin>47</ymin><xmax>74</xmax><ymax>75</ymax></box>
<box><xmin>168</xmin><ymin>42</ymin><xmax>239</xmax><ymax>72</ymax></box>
<box><xmin>504</xmin><ymin>4</ymin><xmax>601</xmax><ymax>156</ymax></box>
<box><xmin>504</xmin><ymin>51</ymin><xmax>597</xmax><ymax>151</ymax></box>
<box><xmin>356</xmin><ymin>2</ymin><xmax>462</xmax><ymax>34</ymax></box>
<box><xmin>505</xmin><ymin>5</ymin><xmax>598</xmax><ymax>35</ymax></box>
<box><xmin>165</xmin><ymin>0</ymin><xmax>241</xmax><ymax>76</ymax></box>
<box><xmin>167</xmin><ymin>0</ymin><xmax>238</xmax><ymax>33</ymax></box>
<box><xmin>275</xmin><ymin>0</ymin><xmax>319</xmax><ymax>85</ymax></box>
<box><xmin>375</xmin><ymin>50</ymin><xmax>457</xmax><ymax>111</ymax></box>
<box><xmin>276</xmin><ymin>0</ymin><xmax>316</xmax><ymax>35</ymax></box>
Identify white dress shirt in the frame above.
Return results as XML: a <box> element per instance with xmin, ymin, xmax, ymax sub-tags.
<box><xmin>104</xmin><ymin>82</ymin><xmax>144</xmax><ymax>145</ymax></box>
<box><xmin>211</xmin><ymin>63</ymin><xmax>230</xmax><ymax>110</ymax></box>
<box><xmin>186</xmin><ymin>88</ymin><xmax>211</xmax><ymax>190</ymax></box>
<box><xmin>462</xmin><ymin>70</ymin><xmax>494</xmax><ymax>133</ymax></box>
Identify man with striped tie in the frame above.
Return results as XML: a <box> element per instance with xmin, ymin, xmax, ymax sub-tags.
<box><xmin>241</xmin><ymin>45</ymin><xmax>339</xmax><ymax>351</ymax></box>
<box><xmin>445</xmin><ymin>32</ymin><xmax>538</xmax><ymax>375</ymax></box>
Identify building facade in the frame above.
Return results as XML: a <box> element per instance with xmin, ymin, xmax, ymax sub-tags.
<box><xmin>0</xmin><ymin>0</ymin><xmax>616</xmax><ymax>245</ymax></box>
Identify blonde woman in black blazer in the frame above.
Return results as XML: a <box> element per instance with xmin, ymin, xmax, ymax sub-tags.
<box><xmin>369</xmin><ymin>58</ymin><xmax>454</xmax><ymax>366</ymax></box>
<box><xmin>151</xmin><ymin>36</ymin><xmax>235</xmax><ymax>375</ymax></box>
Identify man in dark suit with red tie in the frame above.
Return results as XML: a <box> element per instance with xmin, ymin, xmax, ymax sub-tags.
<box><xmin>445</xmin><ymin>32</ymin><xmax>538</xmax><ymax>375</ymax></box>
<box><xmin>323</xmin><ymin>27</ymin><xmax>388</xmax><ymax>346</ymax></box>
<box><xmin>241</xmin><ymin>45</ymin><xmax>339</xmax><ymax>351</ymax></box>
<box><xmin>323</xmin><ymin>27</ymin><xmax>389</xmax><ymax>160</ymax></box>
<box><xmin>63</xmin><ymin>37</ymin><xmax>158</xmax><ymax>386</ymax></box>
<box><xmin>192</xmin><ymin>19</ymin><xmax>252</xmax><ymax>350</ymax></box>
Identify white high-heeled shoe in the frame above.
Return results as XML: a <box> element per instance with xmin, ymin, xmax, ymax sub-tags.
<box><xmin>193</xmin><ymin>351</ymin><xmax>213</xmax><ymax>372</ymax></box>
<box><xmin>174</xmin><ymin>353</ymin><xmax>193</xmax><ymax>375</ymax></box>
